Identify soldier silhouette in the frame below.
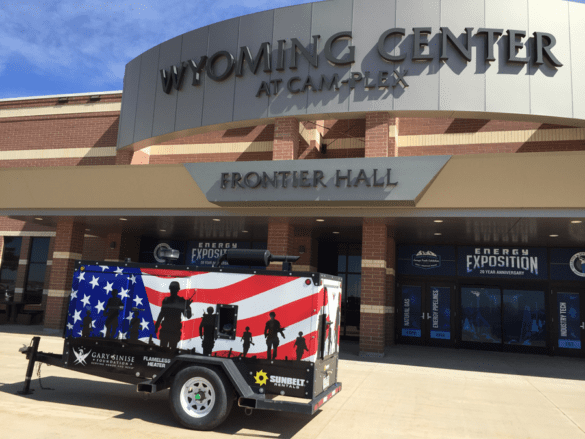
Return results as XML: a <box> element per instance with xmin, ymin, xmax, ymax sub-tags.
<box><xmin>199</xmin><ymin>306</ymin><xmax>217</xmax><ymax>356</ymax></box>
<box><xmin>153</xmin><ymin>281</ymin><xmax>192</xmax><ymax>349</ymax></box>
<box><xmin>326</xmin><ymin>314</ymin><xmax>333</xmax><ymax>355</ymax></box>
<box><xmin>104</xmin><ymin>289</ymin><xmax>123</xmax><ymax>339</ymax></box>
<box><xmin>294</xmin><ymin>331</ymin><xmax>309</xmax><ymax>361</ymax></box>
<box><xmin>81</xmin><ymin>309</ymin><xmax>93</xmax><ymax>337</ymax></box>
<box><xmin>240</xmin><ymin>326</ymin><xmax>254</xmax><ymax>358</ymax></box>
<box><xmin>129</xmin><ymin>312</ymin><xmax>141</xmax><ymax>342</ymax></box>
<box><xmin>264</xmin><ymin>311</ymin><xmax>285</xmax><ymax>360</ymax></box>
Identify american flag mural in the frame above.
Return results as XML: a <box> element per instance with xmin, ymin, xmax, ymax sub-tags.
<box><xmin>66</xmin><ymin>264</ymin><xmax>341</xmax><ymax>363</ymax></box>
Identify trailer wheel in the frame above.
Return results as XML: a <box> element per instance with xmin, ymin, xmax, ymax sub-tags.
<box><xmin>169</xmin><ymin>366</ymin><xmax>234</xmax><ymax>430</ymax></box>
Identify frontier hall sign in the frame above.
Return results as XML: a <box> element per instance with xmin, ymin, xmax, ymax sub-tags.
<box><xmin>184</xmin><ymin>156</ymin><xmax>452</xmax><ymax>203</ymax></box>
<box><xmin>160</xmin><ymin>28</ymin><xmax>562</xmax><ymax>98</ymax></box>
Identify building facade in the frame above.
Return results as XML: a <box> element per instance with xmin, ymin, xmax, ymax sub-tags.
<box><xmin>1</xmin><ymin>0</ymin><xmax>585</xmax><ymax>357</ymax></box>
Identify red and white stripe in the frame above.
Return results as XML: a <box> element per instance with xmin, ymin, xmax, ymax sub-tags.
<box><xmin>140</xmin><ymin>271</ymin><xmax>327</xmax><ymax>361</ymax></box>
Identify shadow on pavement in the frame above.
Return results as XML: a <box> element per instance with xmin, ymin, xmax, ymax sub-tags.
<box><xmin>0</xmin><ymin>376</ymin><xmax>313</xmax><ymax>438</ymax></box>
<box><xmin>339</xmin><ymin>339</ymin><xmax>585</xmax><ymax>382</ymax></box>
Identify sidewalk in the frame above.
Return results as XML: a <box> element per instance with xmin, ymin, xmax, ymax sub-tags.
<box><xmin>1</xmin><ymin>325</ymin><xmax>585</xmax><ymax>438</ymax></box>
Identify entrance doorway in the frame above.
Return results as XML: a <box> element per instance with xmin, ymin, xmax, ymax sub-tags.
<box><xmin>318</xmin><ymin>242</ymin><xmax>361</xmax><ymax>340</ymax></box>
<box><xmin>396</xmin><ymin>281</ymin><xmax>456</xmax><ymax>347</ymax></box>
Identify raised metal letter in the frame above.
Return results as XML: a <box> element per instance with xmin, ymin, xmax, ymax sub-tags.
<box><xmin>476</xmin><ymin>28</ymin><xmax>503</xmax><ymax>62</ymax></box>
<box><xmin>507</xmin><ymin>30</ymin><xmax>529</xmax><ymax>64</ymax></box>
<box><xmin>413</xmin><ymin>28</ymin><xmax>433</xmax><ymax>62</ymax></box>
<box><xmin>440</xmin><ymin>27</ymin><xmax>473</xmax><ymax>62</ymax></box>
<box><xmin>290</xmin><ymin>36</ymin><xmax>320</xmax><ymax>69</ymax></box>
<box><xmin>236</xmin><ymin>42</ymin><xmax>272</xmax><ymax>77</ymax></box>
<box><xmin>377</xmin><ymin>28</ymin><xmax>406</xmax><ymax>62</ymax></box>
<box><xmin>206</xmin><ymin>51</ymin><xmax>235</xmax><ymax>82</ymax></box>
<box><xmin>533</xmin><ymin>32</ymin><xmax>563</xmax><ymax>67</ymax></box>
<box><xmin>324</xmin><ymin>31</ymin><xmax>355</xmax><ymax>66</ymax></box>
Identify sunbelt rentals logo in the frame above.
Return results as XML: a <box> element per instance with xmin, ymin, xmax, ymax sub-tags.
<box><xmin>254</xmin><ymin>370</ymin><xmax>306</xmax><ymax>389</ymax></box>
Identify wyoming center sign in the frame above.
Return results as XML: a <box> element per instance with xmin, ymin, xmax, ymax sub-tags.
<box><xmin>117</xmin><ymin>0</ymin><xmax>585</xmax><ymax>150</ymax></box>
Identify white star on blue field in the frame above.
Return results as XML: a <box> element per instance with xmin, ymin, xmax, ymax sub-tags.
<box><xmin>0</xmin><ymin>0</ymin><xmax>318</xmax><ymax>99</ymax></box>
<box><xmin>66</xmin><ymin>264</ymin><xmax>154</xmax><ymax>342</ymax></box>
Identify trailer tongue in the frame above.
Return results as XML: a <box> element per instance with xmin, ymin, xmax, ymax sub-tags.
<box><xmin>18</xmin><ymin>249</ymin><xmax>342</xmax><ymax>430</ymax></box>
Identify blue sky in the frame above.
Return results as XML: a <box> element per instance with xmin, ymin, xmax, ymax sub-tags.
<box><xmin>0</xmin><ymin>0</ymin><xmax>317</xmax><ymax>99</ymax></box>
<box><xmin>1</xmin><ymin>0</ymin><xmax>582</xmax><ymax>100</ymax></box>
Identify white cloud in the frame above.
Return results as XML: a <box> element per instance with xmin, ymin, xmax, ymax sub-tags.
<box><xmin>0</xmin><ymin>0</ymin><xmax>320</xmax><ymax>95</ymax></box>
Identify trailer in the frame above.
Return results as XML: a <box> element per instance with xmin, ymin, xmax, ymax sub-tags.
<box><xmin>18</xmin><ymin>249</ymin><xmax>342</xmax><ymax>430</ymax></box>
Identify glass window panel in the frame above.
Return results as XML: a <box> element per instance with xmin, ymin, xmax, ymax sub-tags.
<box><xmin>0</xmin><ymin>237</ymin><xmax>22</xmax><ymax>293</ymax></box>
<box><xmin>557</xmin><ymin>293</ymin><xmax>581</xmax><ymax>349</ymax></box>
<box><xmin>26</xmin><ymin>264</ymin><xmax>46</xmax><ymax>291</ymax></box>
<box><xmin>346</xmin><ymin>274</ymin><xmax>361</xmax><ymax>298</ymax></box>
<box><xmin>461</xmin><ymin>287</ymin><xmax>502</xmax><ymax>343</ymax></box>
<box><xmin>503</xmin><ymin>290</ymin><xmax>546</xmax><ymax>347</ymax></box>
<box><xmin>429</xmin><ymin>286</ymin><xmax>451</xmax><ymax>340</ymax></box>
<box><xmin>29</xmin><ymin>237</ymin><xmax>50</xmax><ymax>263</ymax></box>
<box><xmin>347</xmin><ymin>255</ymin><xmax>361</xmax><ymax>273</ymax></box>
<box><xmin>337</xmin><ymin>255</ymin><xmax>346</xmax><ymax>272</ymax></box>
<box><xmin>345</xmin><ymin>274</ymin><xmax>360</xmax><ymax>328</ymax></box>
<box><xmin>401</xmin><ymin>285</ymin><xmax>422</xmax><ymax>338</ymax></box>
<box><xmin>1</xmin><ymin>237</ymin><xmax>22</xmax><ymax>271</ymax></box>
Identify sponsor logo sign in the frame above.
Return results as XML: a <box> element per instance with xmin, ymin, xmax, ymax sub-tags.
<box><xmin>254</xmin><ymin>370</ymin><xmax>306</xmax><ymax>390</ymax></box>
<box><xmin>569</xmin><ymin>252</ymin><xmax>585</xmax><ymax>278</ymax></box>
<box><xmin>412</xmin><ymin>250</ymin><xmax>441</xmax><ymax>269</ymax></box>
<box><xmin>458</xmin><ymin>246</ymin><xmax>547</xmax><ymax>279</ymax></box>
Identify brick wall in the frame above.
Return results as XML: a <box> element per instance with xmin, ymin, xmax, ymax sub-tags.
<box><xmin>266</xmin><ymin>218</ymin><xmax>295</xmax><ymax>270</ymax></box>
<box><xmin>365</xmin><ymin>112</ymin><xmax>395</xmax><ymax>158</ymax></box>
<box><xmin>82</xmin><ymin>236</ymin><xmax>107</xmax><ymax>261</ymax></box>
<box><xmin>0</xmin><ymin>94</ymin><xmax>121</xmax><ymax>111</ymax></box>
<box><xmin>360</xmin><ymin>219</ymin><xmax>388</xmax><ymax>355</ymax></box>
<box><xmin>292</xmin><ymin>226</ymin><xmax>317</xmax><ymax>271</ymax></box>
<box><xmin>398</xmin><ymin>118</ymin><xmax>567</xmax><ymax>135</ymax></box>
<box><xmin>45</xmin><ymin>218</ymin><xmax>84</xmax><ymax>330</ymax></box>
<box><xmin>385</xmin><ymin>233</ymin><xmax>396</xmax><ymax>346</ymax></box>
<box><xmin>0</xmin><ymin>217</ymin><xmax>55</xmax><ymax>233</ymax></box>
<box><xmin>273</xmin><ymin>118</ymin><xmax>300</xmax><ymax>160</ymax></box>
<box><xmin>13</xmin><ymin>237</ymin><xmax>31</xmax><ymax>302</ymax></box>
<box><xmin>41</xmin><ymin>237</ymin><xmax>55</xmax><ymax>311</ymax></box>
<box><xmin>397</xmin><ymin>117</ymin><xmax>585</xmax><ymax>156</ymax></box>
<box><xmin>149</xmin><ymin>151</ymin><xmax>272</xmax><ymax>164</ymax></box>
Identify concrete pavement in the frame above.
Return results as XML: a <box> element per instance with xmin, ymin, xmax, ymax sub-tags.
<box><xmin>1</xmin><ymin>325</ymin><xmax>585</xmax><ymax>438</ymax></box>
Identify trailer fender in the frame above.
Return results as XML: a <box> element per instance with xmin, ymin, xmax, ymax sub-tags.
<box><xmin>148</xmin><ymin>355</ymin><xmax>254</xmax><ymax>398</ymax></box>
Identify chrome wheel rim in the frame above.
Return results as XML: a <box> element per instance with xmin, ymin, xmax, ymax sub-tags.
<box><xmin>180</xmin><ymin>377</ymin><xmax>215</xmax><ymax>418</ymax></box>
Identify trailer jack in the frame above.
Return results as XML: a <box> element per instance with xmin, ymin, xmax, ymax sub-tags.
<box><xmin>17</xmin><ymin>336</ymin><xmax>40</xmax><ymax>395</ymax></box>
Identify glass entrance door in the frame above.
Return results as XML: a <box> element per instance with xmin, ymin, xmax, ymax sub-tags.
<box><xmin>552</xmin><ymin>290</ymin><xmax>585</xmax><ymax>357</ymax></box>
<box><xmin>397</xmin><ymin>282</ymin><xmax>455</xmax><ymax>346</ymax></box>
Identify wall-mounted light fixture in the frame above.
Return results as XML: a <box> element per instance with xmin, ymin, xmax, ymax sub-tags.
<box><xmin>110</xmin><ymin>241</ymin><xmax>117</xmax><ymax>249</ymax></box>
<box><xmin>298</xmin><ymin>245</ymin><xmax>306</xmax><ymax>255</ymax></box>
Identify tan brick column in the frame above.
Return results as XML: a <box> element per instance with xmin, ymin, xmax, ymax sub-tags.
<box><xmin>359</xmin><ymin>218</ymin><xmax>388</xmax><ymax>357</ymax></box>
<box><xmin>267</xmin><ymin>218</ymin><xmax>295</xmax><ymax>271</ymax></box>
<box><xmin>45</xmin><ymin>218</ymin><xmax>84</xmax><ymax>330</ymax></box>
<box><xmin>13</xmin><ymin>237</ymin><xmax>31</xmax><ymax>302</ymax></box>
<box><xmin>365</xmin><ymin>112</ymin><xmax>396</xmax><ymax>158</ymax></box>
<box><xmin>41</xmin><ymin>237</ymin><xmax>55</xmax><ymax>311</ymax></box>
<box><xmin>273</xmin><ymin>117</ymin><xmax>300</xmax><ymax>160</ymax></box>
<box><xmin>385</xmin><ymin>231</ymin><xmax>396</xmax><ymax>346</ymax></box>
<box><xmin>104</xmin><ymin>232</ymin><xmax>123</xmax><ymax>262</ymax></box>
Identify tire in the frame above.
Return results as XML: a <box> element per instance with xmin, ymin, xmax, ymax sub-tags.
<box><xmin>169</xmin><ymin>365</ymin><xmax>234</xmax><ymax>431</ymax></box>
